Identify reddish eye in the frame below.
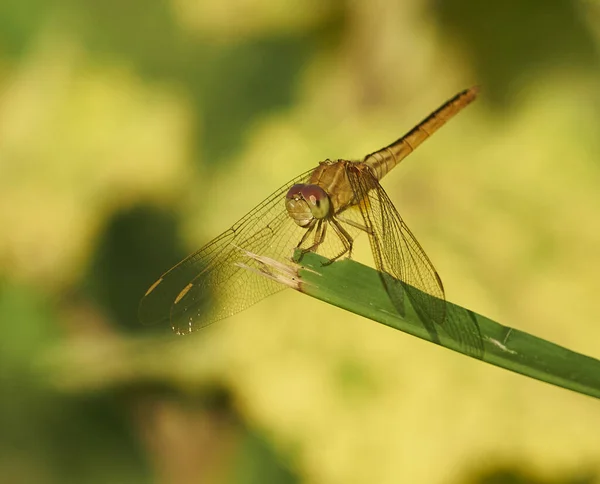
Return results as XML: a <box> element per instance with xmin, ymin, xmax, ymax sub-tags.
<box><xmin>286</xmin><ymin>184</ymin><xmax>305</xmax><ymax>199</ymax></box>
<box><xmin>299</xmin><ymin>185</ymin><xmax>330</xmax><ymax>218</ymax></box>
<box><xmin>299</xmin><ymin>185</ymin><xmax>327</xmax><ymax>202</ymax></box>
<box><xmin>285</xmin><ymin>184</ymin><xmax>330</xmax><ymax>220</ymax></box>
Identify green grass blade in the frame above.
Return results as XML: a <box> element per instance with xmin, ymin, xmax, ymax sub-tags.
<box><xmin>263</xmin><ymin>252</ymin><xmax>600</xmax><ymax>400</ymax></box>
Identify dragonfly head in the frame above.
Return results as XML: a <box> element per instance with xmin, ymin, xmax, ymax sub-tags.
<box><xmin>285</xmin><ymin>184</ymin><xmax>331</xmax><ymax>227</ymax></box>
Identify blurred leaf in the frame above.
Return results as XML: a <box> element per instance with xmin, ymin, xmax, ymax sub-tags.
<box><xmin>0</xmin><ymin>280</ymin><xmax>59</xmax><ymax>368</ymax></box>
<box><xmin>433</xmin><ymin>0</ymin><xmax>600</xmax><ymax>105</ymax></box>
<box><xmin>0</xmin><ymin>0</ymin><xmax>54</xmax><ymax>58</ymax></box>
<box><xmin>230</xmin><ymin>426</ymin><xmax>299</xmax><ymax>484</ymax></box>
<box><xmin>472</xmin><ymin>466</ymin><xmax>596</xmax><ymax>484</ymax></box>
<box><xmin>86</xmin><ymin>205</ymin><xmax>187</xmax><ymax>333</ymax></box>
<box><xmin>197</xmin><ymin>36</ymin><xmax>317</xmax><ymax>165</ymax></box>
<box><xmin>64</xmin><ymin>0</ymin><xmax>329</xmax><ymax>167</ymax></box>
<box><xmin>0</xmin><ymin>282</ymin><xmax>151</xmax><ymax>484</ymax></box>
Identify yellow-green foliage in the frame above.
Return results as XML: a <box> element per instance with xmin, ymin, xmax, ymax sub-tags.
<box><xmin>2</xmin><ymin>1</ymin><xmax>600</xmax><ymax>483</ymax></box>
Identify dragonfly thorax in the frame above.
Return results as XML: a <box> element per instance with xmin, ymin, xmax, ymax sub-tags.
<box><xmin>285</xmin><ymin>184</ymin><xmax>331</xmax><ymax>227</ymax></box>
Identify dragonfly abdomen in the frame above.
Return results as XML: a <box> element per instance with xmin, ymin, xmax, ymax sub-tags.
<box><xmin>363</xmin><ymin>86</ymin><xmax>479</xmax><ymax>181</ymax></box>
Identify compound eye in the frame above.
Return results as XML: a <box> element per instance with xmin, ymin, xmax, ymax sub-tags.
<box><xmin>285</xmin><ymin>184</ymin><xmax>305</xmax><ymax>200</ymax></box>
<box><xmin>299</xmin><ymin>185</ymin><xmax>330</xmax><ymax>219</ymax></box>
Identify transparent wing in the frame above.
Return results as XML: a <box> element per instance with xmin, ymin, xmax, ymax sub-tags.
<box><xmin>139</xmin><ymin>168</ymin><xmax>315</xmax><ymax>335</ymax></box>
<box><xmin>346</xmin><ymin>164</ymin><xmax>483</xmax><ymax>357</ymax></box>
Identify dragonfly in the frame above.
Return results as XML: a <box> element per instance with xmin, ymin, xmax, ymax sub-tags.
<box><xmin>139</xmin><ymin>87</ymin><xmax>479</xmax><ymax>346</ymax></box>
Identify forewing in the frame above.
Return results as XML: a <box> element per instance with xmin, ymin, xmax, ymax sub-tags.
<box><xmin>138</xmin><ymin>169</ymin><xmax>314</xmax><ymax>334</ymax></box>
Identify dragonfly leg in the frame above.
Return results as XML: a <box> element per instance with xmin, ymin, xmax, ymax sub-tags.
<box><xmin>295</xmin><ymin>219</ymin><xmax>318</xmax><ymax>251</ymax></box>
<box><xmin>335</xmin><ymin>214</ymin><xmax>373</xmax><ymax>235</ymax></box>
<box><xmin>296</xmin><ymin>220</ymin><xmax>327</xmax><ymax>259</ymax></box>
<box><xmin>320</xmin><ymin>218</ymin><xmax>354</xmax><ymax>265</ymax></box>
<box><xmin>295</xmin><ymin>216</ymin><xmax>354</xmax><ymax>265</ymax></box>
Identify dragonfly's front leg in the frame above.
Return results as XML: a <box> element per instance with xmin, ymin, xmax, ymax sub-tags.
<box><xmin>296</xmin><ymin>218</ymin><xmax>351</xmax><ymax>266</ymax></box>
<box><xmin>295</xmin><ymin>220</ymin><xmax>327</xmax><ymax>260</ymax></box>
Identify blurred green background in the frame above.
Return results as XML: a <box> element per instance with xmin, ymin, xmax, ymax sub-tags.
<box><xmin>2</xmin><ymin>0</ymin><xmax>600</xmax><ymax>483</ymax></box>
